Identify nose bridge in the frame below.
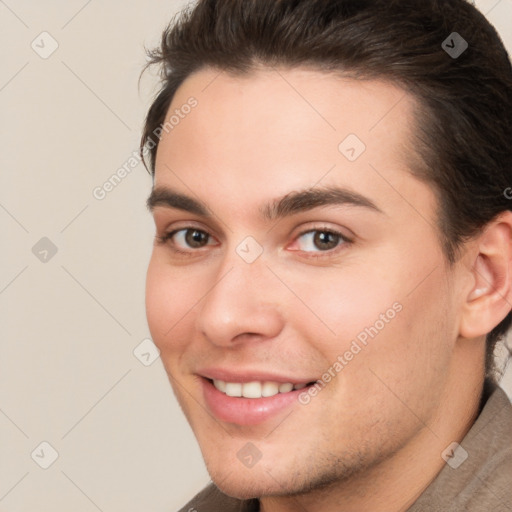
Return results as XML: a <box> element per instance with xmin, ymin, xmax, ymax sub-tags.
<box><xmin>195</xmin><ymin>246</ymin><xmax>284</xmax><ymax>345</ymax></box>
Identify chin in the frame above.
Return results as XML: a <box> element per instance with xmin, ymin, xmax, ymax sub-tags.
<box><xmin>208</xmin><ymin>469</ymin><xmax>270</xmax><ymax>499</ymax></box>
<box><xmin>203</xmin><ymin>455</ymin><xmax>312</xmax><ymax>500</ymax></box>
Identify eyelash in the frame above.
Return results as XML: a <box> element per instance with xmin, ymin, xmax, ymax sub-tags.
<box><xmin>156</xmin><ymin>226</ymin><xmax>352</xmax><ymax>259</ymax></box>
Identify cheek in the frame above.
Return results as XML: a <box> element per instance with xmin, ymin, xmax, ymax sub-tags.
<box><xmin>145</xmin><ymin>256</ymin><xmax>198</xmax><ymax>355</ymax></box>
<box><xmin>289</xmin><ymin>267</ymin><xmax>454</xmax><ymax>437</ymax></box>
<box><xmin>282</xmin><ymin>264</ymin><xmax>403</xmax><ymax>354</ymax></box>
<box><xmin>286</xmin><ymin>256</ymin><xmax>453</xmax><ymax>375</ymax></box>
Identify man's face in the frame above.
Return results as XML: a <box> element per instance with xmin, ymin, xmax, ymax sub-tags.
<box><xmin>146</xmin><ymin>68</ymin><xmax>463</xmax><ymax>498</ymax></box>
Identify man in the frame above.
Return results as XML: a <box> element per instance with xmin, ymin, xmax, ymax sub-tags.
<box><xmin>142</xmin><ymin>0</ymin><xmax>512</xmax><ymax>510</ymax></box>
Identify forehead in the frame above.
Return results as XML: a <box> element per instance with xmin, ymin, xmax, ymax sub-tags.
<box><xmin>153</xmin><ymin>67</ymin><xmax>433</xmax><ymax>224</ymax></box>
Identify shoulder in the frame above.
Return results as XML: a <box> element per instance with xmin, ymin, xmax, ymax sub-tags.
<box><xmin>409</xmin><ymin>384</ymin><xmax>512</xmax><ymax>511</ymax></box>
<box><xmin>461</xmin><ymin>385</ymin><xmax>512</xmax><ymax>509</ymax></box>
<box><xmin>177</xmin><ymin>483</ymin><xmax>258</xmax><ymax>512</ymax></box>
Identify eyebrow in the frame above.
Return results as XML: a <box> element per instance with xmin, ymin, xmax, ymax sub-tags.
<box><xmin>146</xmin><ymin>185</ymin><xmax>382</xmax><ymax>220</ymax></box>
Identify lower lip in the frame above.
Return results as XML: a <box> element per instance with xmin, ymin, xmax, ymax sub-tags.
<box><xmin>201</xmin><ymin>378</ymin><xmax>308</xmax><ymax>426</ymax></box>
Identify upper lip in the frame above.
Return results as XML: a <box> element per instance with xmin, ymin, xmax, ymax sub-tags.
<box><xmin>198</xmin><ymin>367</ymin><xmax>316</xmax><ymax>384</ymax></box>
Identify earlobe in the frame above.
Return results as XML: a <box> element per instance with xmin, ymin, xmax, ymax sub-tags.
<box><xmin>459</xmin><ymin>212</ymin><xmax>512</xmax><ymax>339</ymax></box>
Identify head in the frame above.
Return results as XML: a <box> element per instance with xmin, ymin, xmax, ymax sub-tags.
<box><xmin>142</xmin><ymin>0</ymin><xmax>512</xmax><ymax>501</ymax></box>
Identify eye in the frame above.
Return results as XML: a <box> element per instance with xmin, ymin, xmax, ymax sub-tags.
<box><xmin>290</xmin><ymin>229</ymin><xmax>348</xmax><ymax>253</ymax></box>
<box><xmin>158</xmin><ymin>228</ymin><xmax>216</xmax><ymax>250</ymax></box>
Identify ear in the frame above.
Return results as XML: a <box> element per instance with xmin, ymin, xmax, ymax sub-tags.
<box><xmin>459</xmin><ymin>211</ymin><xmax>512</xmax><ymax>339</ymax></box>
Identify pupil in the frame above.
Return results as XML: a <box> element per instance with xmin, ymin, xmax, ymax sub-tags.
<box><xmin>186</xmin><ymin>230</ymin><xmax>208</xmax><ymax>248</ymax></box>
<box><xmin>314</xmin><ymin>231</ymin><xmax>338</xmax><ymax>250</ymax></box>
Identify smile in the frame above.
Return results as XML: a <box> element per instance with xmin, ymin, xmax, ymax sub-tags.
<box><xmin>201</xmin><ymin>377</ymin><xmax>317</xmax><ymax>425</ymax></box>
<box><xmin>212</xmin><ymin>379</ymin><xmax>311</xmax><ymax>398</ymax></box>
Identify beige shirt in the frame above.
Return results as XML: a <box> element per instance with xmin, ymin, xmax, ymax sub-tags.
<box><xmin>178</xmin><ymin>384</ymin><xmax>512</xmax><ymax>511</ymax></box>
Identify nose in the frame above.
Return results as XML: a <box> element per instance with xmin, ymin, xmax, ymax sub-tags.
<box><xmin>195</xmin><ymin>255</ymin><xmax>285</xmax><ymax>347</ymax></box>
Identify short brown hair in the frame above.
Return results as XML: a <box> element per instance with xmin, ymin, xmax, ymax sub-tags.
<box><xmin>141</xmin><ymin>0</ymin><xmax>512</xmax><ymax>377</ymax></box>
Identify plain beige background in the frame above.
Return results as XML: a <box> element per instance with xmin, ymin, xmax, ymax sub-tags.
<box><xmin>1</xmin><ymin>1</ymin><xmax>511</xmax><ymax>510</ymax></box>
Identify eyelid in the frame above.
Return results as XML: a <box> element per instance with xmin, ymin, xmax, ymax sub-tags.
<box><xmin>291</xmin><ymin>222</ymin><xmax>354</xmax><ymax>243</ymax></box>
<box><xmin>153</xmin><ymin>209</ymin><xmax>225</xmax><ymax>235</ymax></box>
<box><xmin>156</xmin><ymin>217</ymin><xmax>220</xmax><ymax>239</ymax></box>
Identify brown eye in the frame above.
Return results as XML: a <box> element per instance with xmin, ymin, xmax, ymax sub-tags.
<box><xmin>312</xmin><ymin>231</ymin><xmax>341</xmax><ymax>251</ymax></box>
<box><xmin>183</xmin><ymin>229</ymin><xmax>210</xmax><ymax>248</ymax></box>
<box><xmin>159</xmin><ymin>228</ymin><xmax>214</xmax><ymax>250</ymax></box>
<box><xmin>293</xmin><ymin>230</ymin><xmax>345</xmax><ymax>252</ymax></box>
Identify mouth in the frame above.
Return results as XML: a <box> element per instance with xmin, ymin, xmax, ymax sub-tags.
<box><xmin>200</xmin><ymin>376</ymin><xmax>317</xmax><ymax>426</ymax></box>
<box><xmin>209</xmin><ymin>378</ymin><xmax>316</xmax><ymax>398</ymax></box>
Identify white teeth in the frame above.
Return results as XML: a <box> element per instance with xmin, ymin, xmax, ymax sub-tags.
<box><xmin>261</xmin><ymin>381</ymin><xmax>279</xmax><ymax>397</ymax></box>
<box><xmin>213</xmin><ymin>379</ymin><xmax>226</xmax><ymax>392</ymax></box>
<box><xmin>225</xmin><ymin>382</ymin><xmax>242</xmax><ymax>397</ymax></box>
<box><xmin>212</xmin><ymin>379</ymin><xmax>308</xmax><ymax>398</ymax></box>
<box><xmin>278</xmin><ymin>382</ymin><xmax>293</xmax><ymax>393</ymax></box>
<box><xmin>242</xmin><ymin>381</ymin><xmax>262</xmax><ymax>398</ymax></box>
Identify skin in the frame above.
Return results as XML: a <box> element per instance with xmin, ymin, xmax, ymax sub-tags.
<box><xmin>145</xmin><ymin>67</ymin><xmax>512</xmax><ymax>511</ymax></box>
